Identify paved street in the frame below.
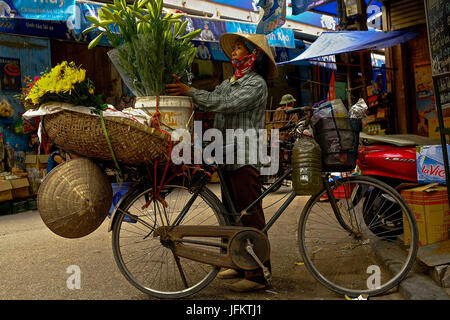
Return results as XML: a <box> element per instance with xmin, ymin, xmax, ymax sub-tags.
<box><xmin>0</xmin><ymin>183</ymin><xmax>409</xmax><ymax>301</ymax></box>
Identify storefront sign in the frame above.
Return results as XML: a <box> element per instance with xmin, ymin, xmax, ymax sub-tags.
<box><xmin>207</xmin><ymin>0</ymin><xmax>259</xmax><ymax>11</ymax></box>
<box><xmin>0</xmin><ymin>0</ymin><xmax>75</xmax><ymax>21</ymax></box>
<box><xmin>0</xmin><ymin>2</ymin><xmax>296</xmax><ymax>52</ymax></box>
<box><xmin>186</xmin><ymin>17</ymin><xmax>227</xmax><ymax>42</ymax></box>
<box><xmin>192</xmin><ymin>39</ymin><xmax>304</xmax><ymax>64</ymax></box>
<box><xmin>225</xmin><ymin>21</ymin><xmax>294</xmax><ymax>48</ymax></box>
<box><xmin>0</xmin><ymin>17</ymin><xmax>67</xmax><ymax>39</ymax></box>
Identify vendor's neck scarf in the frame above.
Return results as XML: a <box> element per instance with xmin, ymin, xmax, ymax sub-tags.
<box><xmin>232</xmin><ymin>49</ymin><xmax>260</xmax><ymax>81</ymax></box>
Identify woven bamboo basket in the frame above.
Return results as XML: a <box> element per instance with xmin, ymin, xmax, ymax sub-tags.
<box><xmin>42</xmin><ymin>109</ymin><xmax>172</xmax><ymax>165</ymax></box>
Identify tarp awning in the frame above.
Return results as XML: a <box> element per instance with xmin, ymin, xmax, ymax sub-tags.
<box><xmin>300</xmin><ymin>0</ymin><xmax>382</xmax><ymax>17</ymax></box>
<box><xmin>279</xmin><ymin>30</ymin><xmax>418</xmax><ymax>65</ymax></box>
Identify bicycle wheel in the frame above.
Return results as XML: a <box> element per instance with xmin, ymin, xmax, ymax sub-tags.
<box><xmin>298</xmin><ymin>175</ymin><xmax>418</xmax><ymax>297</ymax></box>
<box><xmin>111</xmin><ymin>184</ymin><xmax>230</xmax><ymax>299</ymax></box>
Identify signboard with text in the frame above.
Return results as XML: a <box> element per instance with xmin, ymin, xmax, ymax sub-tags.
<box><xmin>0</xmin><ymin>0</ymin><xmax>75</xmax><ymax>21</ymax></box>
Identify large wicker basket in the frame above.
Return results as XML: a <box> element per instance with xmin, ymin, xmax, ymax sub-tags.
<box><xmin>43</xmin><ymin>110</ymin><xmax>171</xmax><ymax>165</ymax></box>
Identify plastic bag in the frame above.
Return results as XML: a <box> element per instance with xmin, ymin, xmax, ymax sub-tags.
<box><xmin>311</xmin><ymin>99</ymin><xmax>348</xmax><ymax>125</ymax></box>
<box><xmin>349</xmin><ymin>98</ymin><xmax>368</xmax><ymax>119</ymax></box>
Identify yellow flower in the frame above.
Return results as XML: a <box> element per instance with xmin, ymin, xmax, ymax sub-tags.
<box><xmin>89</xmin><ymin>88</ymin><xmax>94</xmax><ymax>94</ymax></box>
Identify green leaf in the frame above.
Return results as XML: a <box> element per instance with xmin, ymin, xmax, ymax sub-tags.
<box><xmin>88</xmin><ymin>33</ymin><xmax>104</xmax><ymax>50</ymax></box>
<box><xmin>100</xmin><ymin>20</ymin><xmax>114</xmax><ymax>27</ymax></box>
<box><xmin>132</xmin><ymin>0</ymin><xmax>138</xmax><ymax>12</ymax></box>
<box><xmin>100</xmin><ymin>7</ymin><xmax>115</xmax><ymax>20</ymax></box>
<box><xmin>179</xmin><ymin>29</ymin><xmax>201</xmax><ymax>41</ymax></box>
<box><xmin>82</xmin><ymin>25</ymin><xmax>97</xmax><ymax>35</ymax></box>
<box><xmin>114</xmin><ymin>0</ymin><xmax>122</xmax><ymax>10</ymax></box>
<box><xmin>86</xmin><ymin>15</ymin><xmax>101</xmax><ymax>26</ymax></box>
<box><xmin>137</xmin><ymin>0</ymin><xmax>148</xmax><ymax>9</ymax></box>
<box><xmin>147</xmin><ymin>1</ymin><xmax>157</xmax><ymax>19</ymax></box>
<box><xmin>175</xmin><ymin>20</ymin><xmax>188</xmax><ymax>37</ymax></box>
<box><xmin>134</xmin><ymin>11</ymin><xmax>146</xmax><ymax>21</ymax></box>
<box><xmin>156</xmin><ymin>0</ymin><xmax>163</xmax><ymax>15</ymax></box>
<box><xmin>104</xmin><ymin>4</ymin><xmax>118</xmax><ymax>11</ymax></box>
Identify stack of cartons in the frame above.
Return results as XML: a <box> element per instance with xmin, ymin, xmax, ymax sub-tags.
<box><xmin>0</xmin><ymin>180</ymin><xmax>13</xmax><ymax>202</ymax></box>
<box><xmin>10</xmin><ymin>178</ymin><xmax>30</xmax><ymax>199</ymax></box>
<box><xmin>401</xmin><ymin>184</ymin><xmax>450</xmax><ymax>246</ymax></box>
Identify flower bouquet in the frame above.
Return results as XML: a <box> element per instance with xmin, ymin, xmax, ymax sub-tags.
<box><xmin>20</xmin><ymin>61</ymin><xmax>102</xmax><ymax>111</ymax></box>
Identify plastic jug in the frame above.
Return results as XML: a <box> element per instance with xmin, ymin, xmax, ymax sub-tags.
<box><xmin>291</xmin><ymin>136</ymin><xmax>323</xmax><ymax>195</ymax></box>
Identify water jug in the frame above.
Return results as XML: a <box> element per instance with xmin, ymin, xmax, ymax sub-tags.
<box><xmin>291</xmin><ymin>136</ymin><xmax>323</xmax><ymax>195</ymax></box>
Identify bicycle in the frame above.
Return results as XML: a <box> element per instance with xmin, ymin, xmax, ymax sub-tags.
<box><xmin>107</xmin><ymin>108</ymin><xmax>419</xmax><ymax>299</ymax></box>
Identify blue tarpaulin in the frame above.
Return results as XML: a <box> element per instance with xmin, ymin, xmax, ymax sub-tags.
<box><xmin>295</xmin><ymin>0</ymin><xmax>382</xmax><ymax>17</ymax></box>
<box><xmin>279</xmin><ymin>30</ymin><xmax>418</xmax><ymax>65</ymax></box>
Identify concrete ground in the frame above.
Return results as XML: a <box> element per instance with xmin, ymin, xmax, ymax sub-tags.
<box><xmin>0</xmin><ymin>183</ymin><xmax>448</xmax><ymax>301</ymax></box>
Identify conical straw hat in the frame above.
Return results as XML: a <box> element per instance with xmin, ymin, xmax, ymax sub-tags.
<box><xmin>37</xmin><ymin>157</ymin><xmax>113</xmax><ymax>239</ymax></box>
<box><xmin>219</xmin><ymin>33</ymin><xmax>278</xmax><ymax>80</ymax></box>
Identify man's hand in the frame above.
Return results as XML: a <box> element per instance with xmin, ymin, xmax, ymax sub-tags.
<box><xmin>166</xmin><ymin>74</ymin><xmax>191</xmax><ymax>96</ymax></box>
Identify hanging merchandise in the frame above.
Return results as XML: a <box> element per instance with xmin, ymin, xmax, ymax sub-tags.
<box><xmin>0</xmin><ymin>98</ymin><xmax>14</xmax><ymax>118</ymax></box>
<box><xmin>0</xmin><ymin>57</ymin><xmax>21</xmax><ymax>91</ymax></box>
<box><xmin>5</xmin><ymin>144</ymin><xmax>14</xmax><ymax>171</ymax></box>
<box><xmin>14</xmin><ymin>117</ymin><xmax>23</xmax><ymax>135</ymax></box>
<box><xmin>256</xmin><ymin>0</ymin><xmax>287</xmax><ymax>34</ymax></box>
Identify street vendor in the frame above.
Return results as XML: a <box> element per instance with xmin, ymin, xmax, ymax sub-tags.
<box><xmin>166</xmin><ymin>32</ymin><xmax>278</xmax><ymax>293</ymax></box>
<box><xmin>273</xmin><ymin>94</ymin><xmax>299</xmax><ymax>141</ymax></box>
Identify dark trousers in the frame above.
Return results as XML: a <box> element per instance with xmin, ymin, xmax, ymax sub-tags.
<box><xmin>220</xmin><ymin>165</ymin><xmax>271</xmax><ymax>284</ymax></box>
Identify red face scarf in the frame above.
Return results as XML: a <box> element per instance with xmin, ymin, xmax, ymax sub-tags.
<box><xmin>232</xmin><ymin>49</ymin><xmax>261</xmax><ymax>80</ymax></box>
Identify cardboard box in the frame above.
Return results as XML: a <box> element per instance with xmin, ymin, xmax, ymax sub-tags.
<box><xmin>416</xmin><ymin>145</ymin><xmax>450</xmax><ymax>184</ymax></box>
<box><xmin>428</xmin><ymin>117</ymin><xmax>450</xmax><ymax>138</ymax></box>
<box><xmin>10</xmin><ymin>178</ymin><xmax>30</xmax><ymax>199</ymax></box>
<box><xmin>38</xmin><ymin>154</ymin><xmax>49</xmax><ymax>164</ymax></box>
<box><xmin>401</xmin><ymin>184</ymin><xmax>450</xmax><ymax>246</ymax></box>
<box><xmin>25</xmin><ymin>154</ymin><xmax>37</xmax><ymax>164</ymax></box>
<box><xmin>0</xmin><ymin>180</ymin><xmax>13</xmax><ymax>202</ymax></box>
<box><xmin>25</xmin><ymin>154</ymin><xmax>39</xmax><ymax>169</ymax></box>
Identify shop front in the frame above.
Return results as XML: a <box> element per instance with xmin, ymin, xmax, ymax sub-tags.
<box><xmin>0</xmin><ymin>1</ymin><xmax>309</xmax><ymax>201</ymax></box>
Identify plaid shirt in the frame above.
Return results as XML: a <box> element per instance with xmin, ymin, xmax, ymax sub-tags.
<box><xmin>188</xmin><ymin>71</ymin><xmax>268</xmax><ymax>171</ymax></box>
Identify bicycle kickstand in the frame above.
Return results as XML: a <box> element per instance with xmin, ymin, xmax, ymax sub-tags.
<box><xmin>245</xmin><ymin>239</ymin><xmax>272</xmax><ymax>284</ymax></box>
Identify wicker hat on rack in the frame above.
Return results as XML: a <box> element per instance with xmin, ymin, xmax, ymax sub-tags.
<box><xmin>37</xmin><ymin>157</ymin><xmax>113</xmax><ymax>239</ymax></box>
<box><xmin>219</xmin><ymin>32</ymin><xmax>278</xmax><ymax>80</ymax></box>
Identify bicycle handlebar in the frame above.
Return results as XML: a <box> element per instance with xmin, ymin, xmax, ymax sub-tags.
<box><xmin>285</xmin><ymin>106</ymin><xmax>312</xmax><ymax>115</ymax></box>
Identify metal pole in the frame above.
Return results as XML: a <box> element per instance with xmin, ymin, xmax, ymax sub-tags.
<box><xmin>432</xmin><ymin>75</ymin><xmax>450</xmax><ymax>201</ymax></box>
<box><xmin>424</xmin><ymin>0</ymin><xmax>450</xmax><ymax>200</ymax></box>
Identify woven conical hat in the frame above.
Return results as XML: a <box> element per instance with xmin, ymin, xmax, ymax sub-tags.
<box><xmin>219</xmin><ymin>32</ymin><xmax>278</xmax><ymax>80</ymax></box>
<box><xmin>37</xmin><ymin>158</ymin><xmax>113</xmax><ymax>239</ymax></box>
